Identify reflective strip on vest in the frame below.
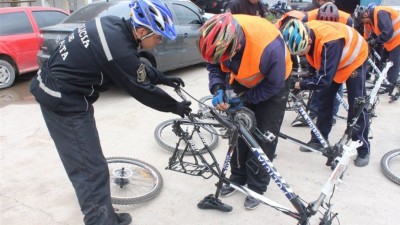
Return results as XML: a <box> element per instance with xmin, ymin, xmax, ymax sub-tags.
<box><xmin>388</xmin><ymin>15</ymin><xmax>400</xmax><ymax>42</ymax></box>
<box><xmin>341</xmin><ymin>26</ymin><xmax>363</xmax><ymax>67</ymax></box>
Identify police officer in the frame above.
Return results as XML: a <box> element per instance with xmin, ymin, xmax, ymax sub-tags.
<box><xmin>197</xmin><ymin>12</ymin><xmax>292</xmax><ymax>209</ymax></box>
<box><xmin>282</xmin><ymin>19</ymin><xmax>370</xmax><ymax>167</ymax></box>
<box><xmin>29</xmin><ymin>0</ymin><xmax>191</xmax><ymax>224</ymax></box>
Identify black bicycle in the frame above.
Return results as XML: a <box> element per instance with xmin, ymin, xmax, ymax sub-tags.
<box><xmin>165</xmin><ymin>87</ymin><xmax>362</xmax><ymax>225</ymax></box>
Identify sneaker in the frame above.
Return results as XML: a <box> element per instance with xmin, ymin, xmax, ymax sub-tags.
<box><xmin>378</xmin><ymin>83</ymin><xmax>394</xmax><ymax>94</ymax></box>
<box><xmin>220</xmin><ymin>184</ymin><xmax>237</xmax><ymax>197</ymax></box>
<box><xmin>299</xmin><ymin>140</ymin><xmax>324</xmax><ymax>152</ymax></box>
<box><xmin>291</xmin><ymin>116</ymin><xmax>309</xmax><ymax>127</ymax></box>
<box><xmin>244</xmin><ymin>196</ymin><xmax>261</xmax><ymax>210</ymax></box>
<box><xmin>354</xmin><ymin>154</ymin><xmax>369</xmax><ymax>167</ymax></box>
<box><xmin>116</xmin><ymin>213</ymin><xmax>132</xmax><ymax>225</ymax></box>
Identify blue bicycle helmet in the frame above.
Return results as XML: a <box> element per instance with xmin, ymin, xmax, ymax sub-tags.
<box><xmin>129</xmin><ymin>0</ymin><xmax>177</xmax><ymax>40</ymax></box>
<box><xmin>281</xmin><ymin>19</ymin><xmax>309</xmax><ymax>55</ymax></box>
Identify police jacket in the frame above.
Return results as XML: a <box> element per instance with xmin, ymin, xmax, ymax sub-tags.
<box><xmin>30</xmin><ymin>16</ymin><xmax>179</xmax><ymax>113</ymax></box>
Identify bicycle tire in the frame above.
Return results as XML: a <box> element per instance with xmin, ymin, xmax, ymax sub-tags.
<box><xmin>107</xmin><ymin>157</ymin><xmax>163</xmax><ymax>204</ymax></box>
<box><xmin>198</xmin><ymin>95</ymin><xmax>213</xmax><ymax>111</ymax></box>
<box><xmin>380</xmin><ymin>149</ymin><xmax>400</xmax><ymax>185</ymax></box>
<box><xmin>154</xmin><ymin>118</ymin><xmax>219</xmax><ymax>155</ymax></box>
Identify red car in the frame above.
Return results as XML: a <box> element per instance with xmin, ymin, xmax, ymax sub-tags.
<box><xmin>0</xmin><ymin>6</ymin><xmax>69</xmax><ymax>89</ymax></box>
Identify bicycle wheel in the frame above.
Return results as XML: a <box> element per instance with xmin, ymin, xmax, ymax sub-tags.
<box><xmin>107</xmin><ymin>157</ymin><xmax>163</xmax><ymax>204</ymax></box>
<box><xmin>380</xmin><ymin>149</ymin><xmax>400</xmax><ymax>185</ymax></box>
<box><xmin>198</xmin><ymin>95</ymin><xmax>213</xmax><ymax>111</ymax></box>
<box><xmin>154</xmin><ymin>118</ymin><xmax>219</xmax><ymax>155</ymax></box>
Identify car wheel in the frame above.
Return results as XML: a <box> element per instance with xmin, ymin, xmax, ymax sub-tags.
<box><xmin>0</xmin><ymin>59</ymin><xmax>16</xmax><ymax>89</ymax></box>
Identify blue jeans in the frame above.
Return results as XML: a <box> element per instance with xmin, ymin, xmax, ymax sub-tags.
<box><xmin>40</xmin><ymin>105</ymin><xmax>118</xmax><ymax>225</ymax></box>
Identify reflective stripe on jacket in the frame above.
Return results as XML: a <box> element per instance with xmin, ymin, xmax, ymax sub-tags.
<box><xmin>372</xmin><ymin>6</ymin><xmax>400</xmax><ymax>51</ymax></box>
<box><xmin>221</xmin><ymin>15</ymin><xmax>292</xmax><ymax>88</ymax></box>
<box><xmin>305</xmin><ymin>21</ymin><xmax>368</xmax><ymax>83</ymax></box>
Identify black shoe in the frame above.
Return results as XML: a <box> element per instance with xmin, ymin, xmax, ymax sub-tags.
<box><xmin>197</xmin><ymin>194</ymin><xmax>233</xmax><ymax>212</ymax></box>
<box><xmin>378</xmin><ymin>83</ymin><xmax>394</xmax><ymax>94</ymax></box>
<box><xmin>299</xmin><ymin>140</ymin><xmax>323</xmax><ymax>152</ymax></box>
<box><xmin>332</xmin><ymin>117</ymin><xmax>336</xmax><ymax>126</ymax></box>
<box><xmin>220</xmin><ymin>184</ymin><xmax>236</xmax><ymax>197</ymax></box>
<box><xmin>244</xmin><ymin>196</ymin><xmax>261</xmax><ymax>210</ymax></box>
<box><xmin>116</xmin><ymin>213</ymin><xmax>132</xmax><ymax>225</ymax></box>
<box><xmin>291</xmin><ymin>116</ymin><xmax>309</xmax><ymax>127</ymax></box>
<box><xmin>354</xmin><ymin>154</ymin><xmax>369</xmax><ymax>167</ymax></box>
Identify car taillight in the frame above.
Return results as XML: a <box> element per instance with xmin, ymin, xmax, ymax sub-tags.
<box><xmin>38</xmin><ymin>32</ymin><xmax>47</xmax><ymax>51</ymax></box>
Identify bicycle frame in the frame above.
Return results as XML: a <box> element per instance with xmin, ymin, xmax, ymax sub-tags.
<box><xmin>166</xmin><ymin>88</ymin><xmax>362</xmax><ymax>224</ymax></box>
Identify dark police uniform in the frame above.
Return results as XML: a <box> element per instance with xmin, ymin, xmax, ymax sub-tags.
<box><xmin>30</xmin><ymin>16</ymin><xmax>182</xmax><ymax>225</ymax></box>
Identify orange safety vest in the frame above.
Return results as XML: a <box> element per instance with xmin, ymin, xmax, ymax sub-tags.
<box><xmin>371</xmin><ymin>6</ymin><xmax>400</xmax><ymax>51</ymax></box>
<box><xmin>221</xmin><ymin>15</ymin><xmax>292</xmax><ymax>89</ymax></box>
<box><xmin>274</xmin><ymin>10</ymin><xmax>306</xmax><ymax>29</ymax></box>
<box><xmin>305</xmin><ymin>21</ymin><xmax>368</xmax><ymax>83</ymax></box>
<box><xmin>305</xmin><ymin>9</ymin><xmax>352</xmax><ymax>25</ymax></box>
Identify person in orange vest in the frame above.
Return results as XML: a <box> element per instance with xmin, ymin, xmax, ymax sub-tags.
<box><xmin>291</xmin><ymin>2</ymin><xmax>351</xmax><ymax>127</ymax></box>
<box><xmin>353</xmin><ymin>4</ymin><xmax>400</xmax><ymax>94</ymax></box>
<box><xmin>197</xmin><ymin>12</ymin><xmax>292</xmax><ymax>209</ymax></box>
<box><xmin>281</xmin><ymin>19</ymin><xmax>371</xmax><ymax>167</ymax></box>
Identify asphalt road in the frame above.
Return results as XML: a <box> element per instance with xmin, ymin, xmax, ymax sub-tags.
<box><xmin>1</xmin><ymin>64</ymin><xmax>399</xmax><ymax>225</ymax></box>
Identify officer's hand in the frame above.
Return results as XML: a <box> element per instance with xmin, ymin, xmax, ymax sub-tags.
<box><xmin>161</xmin><ymin>77</ymin><xmax>185</xmax><ymax>88</ymax></box>
<box><xmin>228</xmin><ymin>97</ymin><xmax>245</xmax><ymax>110</ymax></box>
<box><xmin>175</xmin><ymin>101</ymin><xmax>192</xmax><ymax>118</ymax></box>
<box><xmin>212</xmin><ymin>89</ymin><xmax>229</xmax><ymax>111</ymax></box>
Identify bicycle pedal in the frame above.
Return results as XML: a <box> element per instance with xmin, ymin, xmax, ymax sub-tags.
<box><xmin>197</xmin><ymin>194</ymin><xmax>233</xmax><ymax>212</ymax></box>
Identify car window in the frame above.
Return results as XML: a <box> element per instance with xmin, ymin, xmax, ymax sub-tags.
<box><xmin>64</xmin><ymin>2</ymin><xmax>131</xmax><ymax>23</ymax></box>
<box><xmin>32</xmin><ymin>11</ymin><xmax>68</xmax><ymax>28</ymax></box>
<box><xmin>0</xmin><ymin>12</ymin><xmax>33</xmax><ymax>35</ymax></box>
<box><xmin>172</xmin><ymin>4</ymin><xmax>202</xmax><ymax>25</ymax></box>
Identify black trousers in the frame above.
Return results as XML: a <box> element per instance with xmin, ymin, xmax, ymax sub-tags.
<box><xmin>310</xmin><ymin>64</ymin><xmax>370</xmax><ymax>158</ymax></box>
<box><xmin>40</xmin><ymin>105</ymin><xmax>118</xmax><ymax>225</ymax></box>
<box><xmin>229</xmin><ymin>81</ymin><xmax>289</xmax><ymax>194</ymax></box>
<box><xmin>382</xmin><ymin>45</ymin><xmax>400</xmax><ymax>85</ymax></box>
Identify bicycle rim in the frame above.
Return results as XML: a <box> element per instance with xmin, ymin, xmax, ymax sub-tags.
<box><xmin>154</xmin><ymin>119</ymin><xmax>219</xmax><ymax>155</ymax></box>
<box><xmin>107</xmin><ymin>157</ymin><xmax>163</xmax><ymax>204</ymax></box>
<box><xmin>380</xmin><ymin>149</ymin><xmax>400</xmax><ymax>185</ymax></box>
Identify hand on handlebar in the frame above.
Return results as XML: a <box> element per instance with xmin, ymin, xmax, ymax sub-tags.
<box><xmin>160</xmin><ymin>76</ymin><xmax>185</xmax><ymax>88</ymax></box>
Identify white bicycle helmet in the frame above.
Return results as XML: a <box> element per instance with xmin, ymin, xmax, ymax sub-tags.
<box><xmin>129</xmin><ymin>0</ymin><xmax>176</xmax><ymax>40</ymax></box>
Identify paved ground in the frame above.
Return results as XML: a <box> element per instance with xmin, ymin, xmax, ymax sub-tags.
<box><xmin>1</xmin><ymin>64</ymin><xmax>399</xmax><ymax>225</ymax></box>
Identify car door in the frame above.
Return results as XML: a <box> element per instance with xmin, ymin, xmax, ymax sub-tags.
<box><xmin>0</xmin><ymin>11</ymin><xmax>38</xmax><ymax>73</ymax></box>
<box><xmin>171</xmin><ymin>2</ymin><xmax>204</xmax><ymax>66</ymax></box>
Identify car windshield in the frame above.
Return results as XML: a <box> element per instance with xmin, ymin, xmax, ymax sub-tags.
<box><xmin>383</xmin><ymin>0</ymin><xmax>397</xmax><ymax>6</ymax></box>
<box><xmin>64</xmin><ymin>2</ymin><xmax>131</xmax><ymax>23</ymax></box>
